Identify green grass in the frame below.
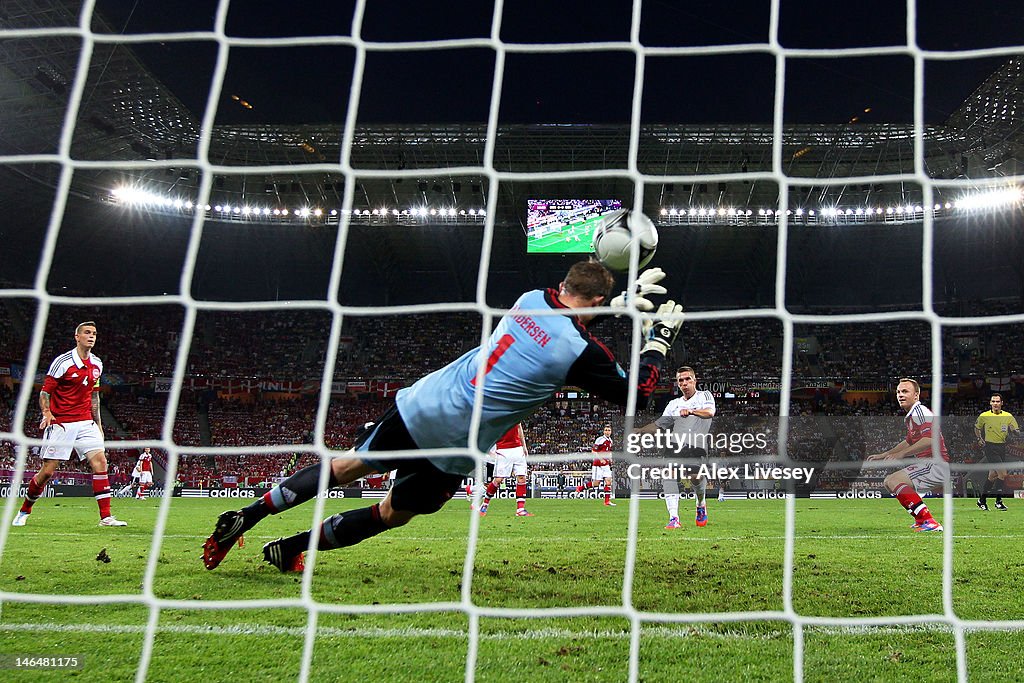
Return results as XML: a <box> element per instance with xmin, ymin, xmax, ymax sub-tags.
<box><xmin>0</xmin><ymin>497</ymin><xmax>1021</xmax><ymax>681</ymax></box>
<box><xmin>526</xmin><ymin>215</ymin><xmax>603</xmax><ymax>254</ymax></box>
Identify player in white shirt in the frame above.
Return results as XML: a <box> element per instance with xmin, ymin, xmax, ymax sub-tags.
<box><xmin>637</xmin><ymin>366</ymin><xmax>716</xmax><ymax>528</ymax></box>
<box><xmin>128</xmin><ymin>464</ymin><xmax>142</xmax><ymax>497</ymax></box>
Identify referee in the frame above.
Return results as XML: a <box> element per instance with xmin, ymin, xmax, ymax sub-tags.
<box><xmin>974</xmin><ymin>393</ymin><xmax>1020</xmax><ymax>511</ymax></box>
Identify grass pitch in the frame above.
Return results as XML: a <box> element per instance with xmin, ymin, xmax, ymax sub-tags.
<box><xmin>526</xmin><ymin>215</ymin><xmax>604</xmax><ymax>254</ymax></box>
<box><xmin>0</xmin><ymin>497</ymin><xmax>1021</xmax><ymax>681</ymax></box>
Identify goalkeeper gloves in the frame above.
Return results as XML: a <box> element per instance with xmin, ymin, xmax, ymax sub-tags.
<box><xmin>641</xmin><ymin>300</ymin><xmax>684</xmax><ymax>356</ymax></box>
<box><xmin>608</xmin><ymin>267</ymin><xmax>667</xmax><ymax>312</ymax></box>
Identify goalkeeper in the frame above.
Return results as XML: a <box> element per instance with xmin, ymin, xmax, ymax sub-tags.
<box><xmin>203</xmin><ymin>260</ymin><xmax>683</xmax><ymax>572</ymax></box>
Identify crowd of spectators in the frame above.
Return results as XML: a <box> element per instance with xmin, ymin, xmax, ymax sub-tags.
<box><xmin>2</xmin><ymin>300</ymin><xmax>1024</xmax><ymax>384</ymax></box>
<box><xmin>1</xmin><ymin>295</ymin><xmax>1022</xmax><ymax>491</ymax></box>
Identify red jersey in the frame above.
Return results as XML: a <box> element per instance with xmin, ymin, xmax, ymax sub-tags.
<box><xmin>592</xmin><ymin>434</ymin><xmax>613</xmax><ymax>467</ymax></box>
<box><xmin>138</xmin><ymin>452</ymin><xmax>153</xmax><ymax>472</ymax></box>
<box><xmin>904</xmin><ymin>401</ymin><xmax>950</xmax><ymax>462</ymax></box>
<box><xmin>41</xmin><ymin>348</ymin><xmax>103</xmax><ymax>423</ymax></box>
<box><xmin>495</xmin><ymin>424</ymin><xmax>524</xmax><ymax>449</ymax></box>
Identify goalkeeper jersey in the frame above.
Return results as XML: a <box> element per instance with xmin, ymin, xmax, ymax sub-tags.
<box><xmin>395</xmin><ymin>288</ymin><xmax>662</xmax><ymax>474</ymax></box>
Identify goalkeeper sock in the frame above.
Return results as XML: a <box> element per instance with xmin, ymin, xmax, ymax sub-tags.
<box><xmin>695</xmin><ymin>477</ymin><xmax>707</xmax><ymax>508</ymax></box>
<box><xmin>252</xmin><ymin>463</ymin><xmax>340</xmax><ymax>520</ymax></box>
<box><xmin>279</xmin><ymin>504</ymin><xmax>391</xmax><ymax>556</ymax></box>
<box><xmin>893</xmin><ymin>483</ymin><xmax>932</xmax><ymax>522</ymax></box>
<box><xmin>19</xmin><ymin>475</ymin><xmax>46</xmax><ymax>514</ymax></box>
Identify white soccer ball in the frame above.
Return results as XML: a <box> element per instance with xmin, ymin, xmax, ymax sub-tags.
<box><xmin>591</xmin><ymin>209</ymin><xmax>659</xmax><ymax>272</ymax></box>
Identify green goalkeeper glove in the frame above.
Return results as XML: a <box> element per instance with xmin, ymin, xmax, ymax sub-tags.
<box><xmin>608</xmin><ymin>267</ymin><xmax>667</xmax><ymax>312</ymax></box>
<box><xmin>641</xmin><ymin>300</ymin><xmax>684</xmax><ymax>356</ymax></box>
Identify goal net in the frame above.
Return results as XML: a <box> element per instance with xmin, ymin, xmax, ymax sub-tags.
<box><xmin>1</xmin><ymin>0</ymin><xmax>1023</xmax><ymax>681</ymax></box>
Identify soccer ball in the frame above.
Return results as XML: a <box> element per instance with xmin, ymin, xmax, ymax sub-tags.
<box><xmin>591</xmin><ymin>209</ymin><xmax>659</xmax><ymax>272</ymax></box>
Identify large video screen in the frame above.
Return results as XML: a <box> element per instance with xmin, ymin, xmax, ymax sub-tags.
<box><xmin>526</xmin><ymin>199</ymin><xmax>622</xmax><ymax>253</ymax></box>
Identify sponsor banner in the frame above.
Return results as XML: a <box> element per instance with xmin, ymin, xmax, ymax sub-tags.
<box><xmin>177</xmin><ymin>487</ymin><xmax>362</xmax><ymax>499</ymax></box>
<box><xmin>0</xmin><ymin>484</ymin><xmax>90</xmax><ymax>498</ymax></box>
<box><xmin>742</xmin><ymin>491</ymin><xmax>795</xmax><ymax>500</ymax></box>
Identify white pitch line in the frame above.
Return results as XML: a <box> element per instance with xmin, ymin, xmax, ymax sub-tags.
<box><xmin>7</xmin><ymin>531</ymin><xmax>1024</xmax><ymax>542</ymax></box>
<box><xmin>1</xmin><ymin>621</ymin><xmax>997</xmax><ymax>641</ymax></box>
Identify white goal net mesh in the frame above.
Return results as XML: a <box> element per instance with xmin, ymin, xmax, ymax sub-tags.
<box><xmin>1</xmin><ymin>0</ymin><xmax>1023</xmax><ymax>681</ymax></box>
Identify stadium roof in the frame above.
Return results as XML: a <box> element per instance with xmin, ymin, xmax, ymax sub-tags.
<box><xmin>1</xmin><ymin>0</ymin><xmax>1022</xmax><ymax>309</ymax></box>
<box><xmin>2</xmin><ymin>0</ymin><xmax>1023</xmax><ymax>217</ymax></box>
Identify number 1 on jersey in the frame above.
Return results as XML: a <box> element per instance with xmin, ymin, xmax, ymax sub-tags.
<box><xmin>471</xmin><ymin>334</ymin><xmax>514</xmax><ymax>386</ymax></box>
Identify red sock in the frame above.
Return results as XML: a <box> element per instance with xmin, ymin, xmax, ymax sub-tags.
<box><xmin>515</xmin><ymin>483</ymin><xmax>526</xmax><ymax>510</ymax></box>
<box><xmin>93</xmin><ymin>471</ymin><xmax>112</xmax><ymax>519</ymax></box>
<box><xmin>483</xmin><ymin>481</ymin><xmax>499</xmax><ymax>505</ymax></box>
<box><xmin>20</xmin><ymin>475</ymin><xmax>46</xmax><ymax>514</ymax></box>
<box><xmin>604</xmin><ymin>483</ymin><xmax>612</xmax><ymax>504</ymax></box>
<box><xmin>138</xmin><ymin>484</ymin><xmax>148</xmax><ymax>498</ymax></box>
<box><xmin>893</xmin><ymin>483</ymin><xmax>931</xmax><ymax>523</ymax></box>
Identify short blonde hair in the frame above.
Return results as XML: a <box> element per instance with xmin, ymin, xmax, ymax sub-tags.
<box><xmin>897</xmin><ymin>377</ymin><xmax>920</xmax><ymax>394</ymax></box>
<box><xmin>75</xmin><ymin>321</ymin><xmax>97</xmax><ymax>335</ymax></box>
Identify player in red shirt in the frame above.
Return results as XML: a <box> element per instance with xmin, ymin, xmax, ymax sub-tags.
<box><xmin>865</xmin><ymin>378</ymin><xmax>949</xmax><ymax>532</ymax></box>
<box><xmin>576</xmin><ymin>424</ymin><xmax>616</xmax><ymax>506</ymax></box>
<box><xmin>135</xmin><ymin>447</ymin><xmax>155</xmax><ymax>499</ymax></box>
<box><xmin>12</xmin><ymin>321</ymin><xmax>127</xmax><ymax>527</ymax></box>
<box><xmin>479</xmin><ymin>424</ymin><xmax>533</xmax><ymax>517</ymax></box>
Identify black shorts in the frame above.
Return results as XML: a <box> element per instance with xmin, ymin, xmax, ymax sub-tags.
<box><xmin>673</xmin><ymin>446</ymin><xmax>709</xmax><ymax>465</ymax></box>
<box><xmin>983</xmin><ymin>442</ymin><xmax>1008</xmax><ymax>464</ymax></box>
<box><xmin>357</xmin><ymin>404</ymin><xmax>464</xmax><ymax>515</ymax></box>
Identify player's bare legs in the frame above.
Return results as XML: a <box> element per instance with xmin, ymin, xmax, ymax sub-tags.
<box><xmin>203</xmin><ymin>453</ymin><xmax>374</xmax><ymax>569</ymax></box>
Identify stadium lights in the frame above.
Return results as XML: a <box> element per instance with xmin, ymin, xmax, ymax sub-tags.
<box><xmin>657</xmin><ymin>185</ymin><xmax>1021</xmax><ymax>225</ymax></box>
<box><xmin>107</xmin><ymin>185</ymin><xmax>488</xmax><ymax>225</ymax></box>
<box><xmin>954</xmin><ymin>186</ymin><xmax>1023</xmax><ymax>210</ymax></box>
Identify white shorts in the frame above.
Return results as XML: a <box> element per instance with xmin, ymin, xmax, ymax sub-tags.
<box><xmin>494</xmin><ymin>446</ymin><xmax>527</xmax><ymax>478</ymax></box>
<box><xmin>41</xmin><ymin>420</ymin><xmax>103</xmax><ymax>462</ymax></box>
<box><xmin>139</xmin><ymin>471</ymin><xmax>154</xmax><ymax>484</ymax></box>
<box><xmin>592</xmin><ymin>465</ymin><xmax>612</xmax><ymax>481</ymax></box>
<box><xmin>904</xmin><ymin>459</ymin><xmax>950</xmax><ymax>492</ymax></box>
